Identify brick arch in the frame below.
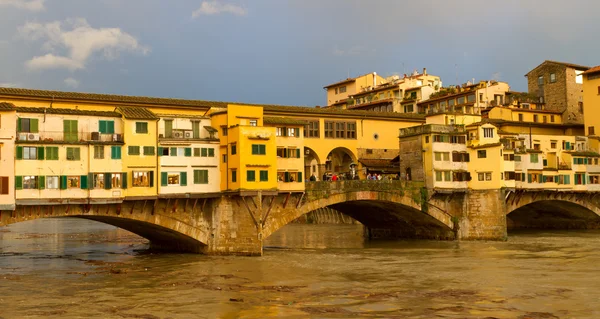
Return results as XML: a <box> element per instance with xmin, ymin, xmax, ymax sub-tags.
<box><xmin>505</xmin><ymin>191</ymin><xmax>600</xmax><ymax>229</ymax></box>
<box><xmin>262</xmin><ymin>189</ymin><xmax>455</xmax><ymax>240</ymax></box>
<box><xmin>0</xmin><ymin>202</ymin><xmax>210</xmax><ymax>252</ymax></box>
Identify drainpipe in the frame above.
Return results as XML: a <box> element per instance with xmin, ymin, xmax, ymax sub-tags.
<box><xmin>156</xmin><ymin>119</ymin><xmax>160</xmax><ymax>197</ymax></box>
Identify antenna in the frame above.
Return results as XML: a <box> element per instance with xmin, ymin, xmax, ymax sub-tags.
<box><xmin>455</xmin><ymin>64</ymin><xmax>458</xmax><ymax>85</ymax></box>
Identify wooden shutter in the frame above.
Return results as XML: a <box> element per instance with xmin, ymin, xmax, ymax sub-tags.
<box><xmin>121</xmin><ymin>173</ymin><xmax>127</xmax><ymax>189</ymax></box>
<box><xmin>296</xmin><ymin>149</ymin><xmax>300</xmax><ymax>158</ymax></box>
<box><xmin>107</xmin><ymin>121</ymin><xmax>115</xmax><ymax>134</ymax></box>
<box><xmin>37</xmin><ymin>147</ymin><xmax>44</xmax><ymax>160</ymax></box>
<box><xmin>161</xmin><ymin>172</ymin><xmax>168</xmax><ymax>186</ymax></box>
<box><xmin>99</xmin><ymin>120</ymin><xmax>107</xmax><ymax>134</ymax></box>
<box><xmin>149</xmin><ymin>171</ymin><xmax>154</xmax><ymax>187</ymax></box>
<box><xmin>104</xmin><ymin>173</ymin><xmax>112</xmax><ymax>190</ymax></box>
<box><xmin>297</xmin><ymin>172</ymin><xmax>302</xmax><ymax>182</ymax></box>
<box><xmin>60</xmin><ymin>176</ymin><xmax>67</xmax><ymax>189</ymax></box>
<box><xmin>16</xmin><ymin>146</ymin><xmax>23</xmax><ymax>160</ymax></box>
<box><xmin>38</xmin><ymin>176</ymin><xmax>45</xmax><ymax>190</ymax></box>
<box><xmin>0</xmin><ymin>176</ymin><xmax>8</xmax><ymax>194</ymax></box>
<box><xmin>185</xmin><ymin>148</ymin><xmax>192</xmax><ymax>157</ymax></box>
<box><xmin>208</xmin><ymin>148</ymin><xmax>214</xmax><ymax>157</ymax></box>
<box><xmin>30</xmin><ymin>119</ymin><xmax>39</xmax><ymax>133</ymax></box>
<box><xmin>80</xmin><ymin>175</ymin><xmax>88</xmax><ymax>189</ymax></box>
<box><xmin>157</xmin><ymin>147</ymin><xmax>163</xmax><ymax>156</ymax></box>
<box><xmin>180</xmin><ymin>172</ymin><xmax>187</xmax><ymax>186</ymax></box>
<box><xmin>15</xmin><ymin>176</ymin><xmax>22</xmax><ymax>190</ymax></box>
<box><xmin>170</xmin><ymin>147</ymin><xmax>177</xmax><ymax>157</ymax></box>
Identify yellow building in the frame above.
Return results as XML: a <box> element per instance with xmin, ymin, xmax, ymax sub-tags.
<box><xmin>210</xmin><ymin>105</ymin><xmax>278</xmax><ymax>192</ymax></box>
<box><xmin>324</xmin><ymin>72</ymin><xmax>385</xmax><ymax>107</ymax></box>
<box><xmin>263</xmin><ymin>117</ymin><xmax>306</xmax><ymax>191</ymax></box>
<box><xmin>583</xmin><ymin>65</ymin><xmax>600</xmax><ymax>137</ymax></box>
<box><xmin>418</xmin><ymin>81</ymin><xmax>510</xmax><ymax>116</ymax></box>
<box><xmin>0</xmin><ymin>103</ymin><xmax>16</xmax><ymax>210</ymax></box>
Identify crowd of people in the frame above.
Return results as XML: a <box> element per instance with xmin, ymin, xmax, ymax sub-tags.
<box><xmin>305</xmin><ymin>172</ymin><xmax>400</xmax><ymax>182</ymax></box>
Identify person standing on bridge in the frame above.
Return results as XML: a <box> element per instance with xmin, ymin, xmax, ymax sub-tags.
<box><xmin>310</xmin><ymin>174</ymin><xmax>316</xmax><ymax>182</ymax></box>
<box><xmin>332</xmin><ymin>174</ymin><xmax>338</xmax><ymax>182</ymax></box>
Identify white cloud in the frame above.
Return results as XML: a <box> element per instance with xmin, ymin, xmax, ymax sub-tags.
<box><xmin>0</xmin><ymin>82</ymin><xmax>19</xmax><ymax>88</ymax></box>
<box><xmin>19</xmin><ymin>18</ymin><xmax>150</xmax><ymax>71</ymax></box>
<box><xmin>64</xmin><ymin>77</ymin><xmax>79</xmax><ymax>88</ymax></box>
<box><xmin>192</xmin><ymin>1</ymin><xmax>247</xmax><ymax>18</ymax></box>
<box><xmin>0</xmin><ymin>0</ymin><xmax>45</xmax><ymax>11</ymax></box>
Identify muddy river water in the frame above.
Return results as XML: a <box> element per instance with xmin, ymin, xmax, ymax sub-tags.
<box><xmin>1</xmin><ymin>218</ymin><xmax>600</xmax><ymax>318</ymax></box>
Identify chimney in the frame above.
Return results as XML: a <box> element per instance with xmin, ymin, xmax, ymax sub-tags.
<box><xmin>423</xmin><ymin>68</ymin><xmax>427</xmax><ymax>75</ymax></box>
<box><xmin>373</xmin><ymin>72</ymin><xmax>377</xmax><ymax>88</ymax></box>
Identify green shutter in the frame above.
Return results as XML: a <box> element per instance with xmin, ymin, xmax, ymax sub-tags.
<box><xmin>157</xmin><ymin>147</ymin><xmax>163</xmax><ymax>156</ymax></box>
<box><xmin>104</xmin><ymin>173</ymin><xmax>112</xmax><ymax>190</ymax></box>
<box><xmin>16</xmin><ymin>146</ymin><xmax>23</xmax><ymax>160</ymax></box>
<box><xmin>185</xmin><ymin>148</ymin><xmax>192</xmax><ymax>157</ymax></box>
<box><xmin>252</xmin><ymin>144</ymin><xmax>258</xmax><ymax>154</ymax></box>
<box><xmin>170</xmin><ymin>147</ymin><xmax>177</xmax><ymax>157</ymax></box>
<box><xmin>161</xmin><ymin>172</ymin><xmax>168</xmax><ymax>186</ymax></box>
<box><xmin>192</xmin><ymin>121</ymin><xmax>200</xmax><ymax>139</ymax></box>
<box><xmin>296</xmin><ymin>149</ymin><xmax>300</xmax><ymax>158</ymax></box>
<box><xmin>30</xmin><ymin>119</ymin><xmax>39</xmax><ymax>133</ymax></box>
<box><xmin>149</xmin><ymin>171</ymin><xmax>154</xmax><ymax>187</ymax></box>
<box><xmin>122</xmin><ymin>172</ymin><xmax>127</xmax><ymax>189</ymax></box>
<box><xmin>527</xmin><ymin>174</ymin><xmax>532</xmax><ymax>183</ymax></box>
<box><xmin>283</xmin><ymin>148</ymin><xmax>288</xmax><ymax>158</ymax></box>
<box><xmin>99</xmin><ymin>120</ymin><xmax>107</xmax><ymax>134</ymax></box>
<box><xmin>260</xmin><ymin>145</ymin><xmax>266</xmax><ymax>155</ymax></box>
<box><xmin>88</xmin><ymin>173</ymin><xmax>94</xmax><ymax>189</ymax></box>
<box><xmin>208</xmin><ymin>148</ymin><xmax>214</xmax><ymax>157</ymax></box>
<box><xmin>164</xmin><ymin>120</ymin><xmax>173</xmax><ymax>138</ymax></box>
<box><xmin>284</xmin><ymin>172</ymin><xmax>290</xmax><ymax>182</ymax></box>
<box><xmin>75</xmin><ymin>148</ymin><xmax>80</xmax><ymax>160</ymax></box>
<box><xmin>60</xmin><ymin>176</ymin><xmax>67</xmax><ymax>190</ymax></box>
<box><xmin>201</xmin><ymin>148</ymin><xmax>207</xmax><ymax>157</ymax></box>
<box><xmin>180</xmin><ymin>172</ymin><xmax>187</xmax><ymax>186</ymax></box>
<box><xmin>37</xmin><ymin>146</ymin><xmax>44</xmax><ymax>160</ymax></box>
<box><xmin>193</xmin><ymin>170</ymin><xmax>200</xmax><ymax>184</ymax></box>
<box><xmin>282</xmin><ymin>128</ymin><xmax>288</xmax><ymax>137</ymax></box>
<box><xmin>107</xmin><ymin>121</ymin><xmax>115</xmax><ymax>134</ymax></box>
<box><xmin>295</xmin><ymin>128</ymin><xmax>300</xmax><ymax>137</ymax></box>
<box><xmin>583</xmin><ymin>174</ymin><xmax>587</xmax><ymax>185</ymax></box>
<box><xmin>80</xmin><ymin>175</ymin><xmax>88</xmax><ymax>189</ymax></box>
<box><xmin>298</xmin><ymin>172</ymin><xmax>303</xmax><ymax>182</ymax></box>
<box><xmin>15</xmin><ymin>176</ymin><xmax>22</xmax><ymax>190</ymax></box>
<box><xmin>38</xmin><ymin>176</ymin><xmax>45</xmax><ymax>190</ymax></box>
<box><xmin>17</xmin><ymin>118</ymin><xmax>22</xmax><ymax>132</ymax></box>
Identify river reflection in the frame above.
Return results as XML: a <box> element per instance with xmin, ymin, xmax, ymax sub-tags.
<box><xmin>2</xmin><ymin>218</ymin><xmax>600</xmax><ymax>318</ymax></box>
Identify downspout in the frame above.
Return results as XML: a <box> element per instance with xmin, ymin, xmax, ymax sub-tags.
<box><xmin>156</xmin><ymin>118</ymin><xmax>160</xmax><ymax>197</ymax></box>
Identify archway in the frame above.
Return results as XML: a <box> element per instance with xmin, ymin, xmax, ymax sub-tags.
<box><xmin>304</xmin><ymin>146</ymin><xmax>321</xmax><ymax>181</ymax></box>
<box><xmin>507</xmin><ymin>200</ymin><xmax>600</xmax><ymax>230</ymax></box>
<box><xmin>324</xmin><ymin>147</ymin><xmax>357</xmax><ymax>180</ymax></box>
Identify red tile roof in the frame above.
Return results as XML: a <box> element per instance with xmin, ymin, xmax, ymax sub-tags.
<box><xmin>582</xmin><ymin>65</ymin><xmax>600</xmax><ymax>75</ymax></box>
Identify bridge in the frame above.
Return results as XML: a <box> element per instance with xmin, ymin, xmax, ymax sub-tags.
<box><xmin>2</xmin><ymin>182</ymin><xmax>600</xmax><ymax>255</ymax></box>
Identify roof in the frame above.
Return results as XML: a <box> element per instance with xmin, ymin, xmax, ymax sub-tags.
<box><xmin>323</xmin><ymin>72</ymin><xmax>377</xmax><ymax>89</ymax></box>
<box><xmin>582</xmin><ymin>65</ymin><xmax>600</xmax><ymax>76</ymax></box>
<box><xmin>567</xmin><ymin>151</ymin><xmax>600</xmax><ymax>157</ymax></box>
<box><xmin>263</xmin><ymin>116</ymin><xmax>308</xmax><ymax>126</ymax></box>
<box><xmin>468</xmin><ymin>142</ymin><xmax>502</xmax><ymax>149</ymax></box>
<box><xmin>525</xmin><ymin>60</ymin><xmax>590</xmax><ymax>76</ymax></box>
<box><xmin>155</xmin><ymin>113</ymin><xmax>208</xmax><ymax>119</ymax></box>
<box><xmin>260</xmin><ymin>104</ymin><xmax>425</xmax><ymax>121</ymax></box>
<box><xmin>204</xmin><ymin>126</ymin><xmax>218</xmax><ymax>133</ymax></box>
<box><xmin>15</xmin><ymin>106</ymin><xmax>121</xmax><ymax>117</ymax></box>
<box><xmin>117</xmin><ymin>106</ymin><xmax>157</xmax><ymax>120</ymax></box>
<box><xmin>0</xmin><ymin>102</ymin><xmax>15</xmax><ymax>111</ymax></box>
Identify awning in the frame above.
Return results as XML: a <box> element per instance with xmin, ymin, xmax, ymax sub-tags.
<box><xmin>358</xmin><ymin>158</ymin><xmax>400</xmax><ymax>173</ymax></box>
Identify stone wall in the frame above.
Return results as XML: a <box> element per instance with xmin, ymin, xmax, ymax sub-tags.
<box><xmin>399</xmin><ymin>135</ymin><xmax>424</xmax><ymax>181</ymax></box>
<box><xmin>458</xmin><ymin>189</ymin><xmax>507</xmax><ymax>240</ymax></box>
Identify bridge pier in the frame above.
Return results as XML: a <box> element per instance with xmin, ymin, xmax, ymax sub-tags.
<box><xmin>456</xmin><ymin>189</ymin><xmax>508</xmax><ymax>241</ymax></box>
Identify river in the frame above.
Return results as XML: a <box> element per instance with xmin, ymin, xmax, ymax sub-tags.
<box><xmin>1</xmin><ymin>218</ymin><xmax>600</xmax><ymax>318</ymax></box>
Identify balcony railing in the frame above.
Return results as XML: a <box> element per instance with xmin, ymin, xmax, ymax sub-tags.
<box><xmin>16</xmin><ymin>131</ymin><xmax>123</xmax><ymax>143</ymax></box>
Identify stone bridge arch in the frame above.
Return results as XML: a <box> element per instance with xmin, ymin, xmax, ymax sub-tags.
<box><xmin>0</xmin><ymin>199</ymin><xmax>212</xmax><ymax>252</ymax></box>
<box><xmin>261</xmin><ymin>181</ymin><xmax>456</xmax><ymax>240</ymax></box>
<box><xmin>505</xmin><ymin>191</ymin><xmax>600</xmax><ymax>229</ymax></box>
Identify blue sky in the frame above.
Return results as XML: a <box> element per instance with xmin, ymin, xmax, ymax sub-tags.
<box><xmin>0</xmin><ymin>0</ymin><xmax>598</xmax><ymax>106</ymax></box>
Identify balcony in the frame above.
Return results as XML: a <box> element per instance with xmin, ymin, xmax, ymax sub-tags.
<box><xmin>16</xmin><ymin>131</ymin><xmax>123</xmax><ymax>143</ymax></box>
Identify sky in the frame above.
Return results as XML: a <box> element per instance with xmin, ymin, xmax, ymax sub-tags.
<box><xmin>0</xmin><ymin>0</ymin><xmax>599</xmax><ymax>107</ymax></box>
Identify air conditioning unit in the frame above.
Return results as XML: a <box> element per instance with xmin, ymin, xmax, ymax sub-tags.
<box><xmin>184</xmin><ymin>131</ymin><xmax>192</xmax><ymax>138</ymax></box>
<box><xmin>173</xmin><ymin>131</ymin><xmax>183</xmax><ymax>138</ymax></box>
<box><xmin>18</xmin><ymin>133</ymin><xmax>28</xmax><ymax>141</ymax></box>
<box><xmin>28</xmin><ymin>133</ymin><xmax>40</xmax><ymax>141</ymax></box>
<box><xmin>91</xmin><ymin>132</ymin><xmax>100</xmax><ymax>141</ymax></box>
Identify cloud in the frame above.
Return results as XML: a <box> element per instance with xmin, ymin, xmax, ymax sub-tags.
<box><xmin>64</xmin><ymin>77</ymin><xmax>79</xmax><ymax>88</ymax></box>
<box><xmin>192</xmin><ymin>1</ymin><xmax>247</xmax><ymax>18</ymax></box>
<box><xmin>0</xmin><ymin>82</ymin><xmax>19</xmax><ymax>88</ymax></box>
<box><xmin>0</xmin><ymin>0</ymin><xmax>45</xmax><ymax>11</ymax></box>
<box><xmin>19</xmin><ymin>18</ymin><xmax>150</xmax><ymax>71</ymax></box>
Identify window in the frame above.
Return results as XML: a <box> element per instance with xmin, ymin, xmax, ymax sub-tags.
<box><xmin>0</xmin><ymin>176</ymin><xmax>8</xmax><ymax>194</ymax></box>
<box><xmin>550</xmin><ymin>73</ymin><xmax>556</xmax><ymax>83</ymax></box>
<box><xmin>457</xmin><ymin>96</ymin><xmax>466</xmax><ymax>104</ymax></box>
<box><xmin>66</xmin><ymin>147</ymin><xmax>80</xmax><ymax>160</ymax></box>
<box><xmin>478</xmin><ymin>172</ymin><xmax>492</xmax><ymax>181</ymax></box>
<box><xmin>346</xmin><ymin>123</ymin><xmax>356</xmax><ymax>139</ymax></box>
<box><xmin>543</xmin><ymin>116</ymin><xmax>547</xmax><ymax>123</ymax></box>
<box><xmin>222</xmin><ymin>154</ymin><xmax>227</xmax><ymax>163</ymax></box>
<box><xmin>63</xmin><ymin>120</ymin><xmax>78</xmax><ymax>142</ymax></box>
<box><xmin>247</xmin><ymin>170</ymin><xmax>256</xmax><ymax>182</ymax></box>
<box><xmin>249</xmin><ymin>120</ymin><xmax>257</xmax><ymax>126</ymax></box>
<box><xmin>93</xmin><ymin>173</ymin><xmax>105</xmax><ymax>189</ymax></box>
<box><xmin>143</xmin><ymin>146</ymin><xmax>155</xmax><ymax>156</ymax></box>
<box><xmin>20</xmin><ymin>146</ymin><xmax>38</xmax><ymax>160</ymax></box>
<box><xmin>17</xmin><ymin>118</ymin><xmax>39</xmax><ymax>133</ymax></box>
<box><xmin>530</xmin><ymin>153</ymin><xmax>539</xmax><ymax>163</ymax></box>
<box><xmin>135</xmin><ymin>122</ymin><xmax>148</xmax><ymax>134</ymax></box>
<box><xmin>533</xmin><ymin>115</ymin><xmax>538</xmax><ymax>122</ymax></box>
<box><xmin>518</xmin><ymin>114</ymin><xmax>524</xmax><ymax>122</ymax></box>
<box><xmin>222</xmin><ymin>127</ymin><xmax>228</xmax><ymax>136</ymax></box>
<box><xmin>193</xmin><ymin>170</ymin><xmax>209</xmax><ymax>184</ymax></box>
<box><xmin>551</xmin><ymin>142</ymin><xmax>557</xmax><ymax>149</ymax></box>
<box><xmin>551</xmin><ymin>115</ymin><xmax>555</xmax><ymax>123</ymax></box>
<box><xmin>98</xmin><ymin>120</ymin><xmax>115</xmax><ymax>134</ymax></box>
<box><xmin>164</xmin><ymin>119</ymin><xmax>173</xmax><ymax>138</ymax></box>
<box><xmin>260</xmin><ymin>170</ymin><xmax>268</xmax><ymax>182</ymax></box>
<box><xmin>425</xmin><ymin>136</ymin><xmax>429</xmax><ymax>143</ymax></box>
<box><xmin>133</xmin><ymin>171</ymin><xmax>153</xmax><ymax>187</ymax></box>
<box><xmin>67</xmin><ymin>176</ymin><xmax>80</xmax><ymax>188</ymax></box>
<box><xmin>111</xmin><ymin>173</ymin><xmax>124</xmax><ymax>188</ymax></box>
<box><xmin>404</xmin><ymin>104</ymin><xmax>414</xmax><ymax>113</ymax></box>
<box><xmin>589</xmin><ymin>126</ymin><xmax>596</xmax><ymax>136</ymax></box>
<box><xmin>194</xmin><ymin>148</ymin><xmax>201</xmax><ymax>157</ymax></box>
<box><xmin>111</xmin><ymin>146</ymin><xmax>122</xmax><ymax>159</ymax></box>
<box><xmin>483</xmin><ymin>128</ymin><xmax>494</xmax><ymax>138</ymax></box>
<box><xmin>128</xmin><ymin>146</ymin><xmax>140</xmax><ymax>155</ymax></box>
<box><xmin>94</xmin><ymin>145</ymin><xmax>104</xmax><ymax>159</ymax></box>
<box><xmin>276</xmin><ymin>127</ymin><xmax>284</xmax><ymax>137</ymax></box>
<box><xmin>538</xmin><ymin>75</ymin><xmax>544</xmax><ymax>85</ymax></box>
<box><xmin>339</xmin><ymin>86</ymin><xmax>346</xmax><ymax>93</ymax></box>
<box><xmin>46</xmin><ymin>176</ymin><xmax>59</xmax><ymax>189</ymax></box>
<box><xmin>251</xmin><ymin>144</ymin><xmax>266</xmax><ymax>155</ymax></box>
<box><xmin>304</xmin><ymin>121</ymin><xmax>320</xmax><ymax>138</ymax></box>
<box><xmin>335</xmin><ymin>122</ymin><xmax>345</xmax><ymax>138</ymax></box>
<box><xmin>23</xmin><ymin>176</ymin><xmax>39</xmax><ymax>189</ymax></box>
<box><xmin>167</xmin><ymin>173</ymin><xmax>180</xmax><ymax>185</ymax></box>
<box><xmin>444</xmin><ymin>171</ymin><xmax>451</xmax><ymax>181</ymax></box>
<box><xmin>477</xmin><ymin>150</ymin><xmax>487</xmax><ymax>158</ymax></box>
<box><xmin>575</xmin><ymin>173</ymin><xmax>586</xmax><ymax>185</ymax></box>
<box><xmin>324</xmin><ymin>121</ymin><xmax>334</xmax><ymax>138</ymax></box>
<box><xmin>434</xmin><ymin>152</ymin><xmax>442</xmax><ymax>161</ymax></box>
<box><xmin>287</xmin><ymin>127</ymin><xmax>300</xmax><ymax>137</ymax></box>
<box><xmin>436</xmin><ymin>171</ymin><xmax>443</xmax><ymax>181</ymax></box>
<box><xmin>231</xmin><ymin>170</ymin><xmax>237</xmax><ymax>183</ymax></box>
<box><xmin>231</xmin><ymin>144</ymin><xmax>237</xmax><ymax>155</ymax></box>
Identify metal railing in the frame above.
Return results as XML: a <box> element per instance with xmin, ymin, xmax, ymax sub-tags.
<box><xmin>16</xmin><ymin>131</ymin><xmax>123</xmax><ymax>143</ymax></box>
